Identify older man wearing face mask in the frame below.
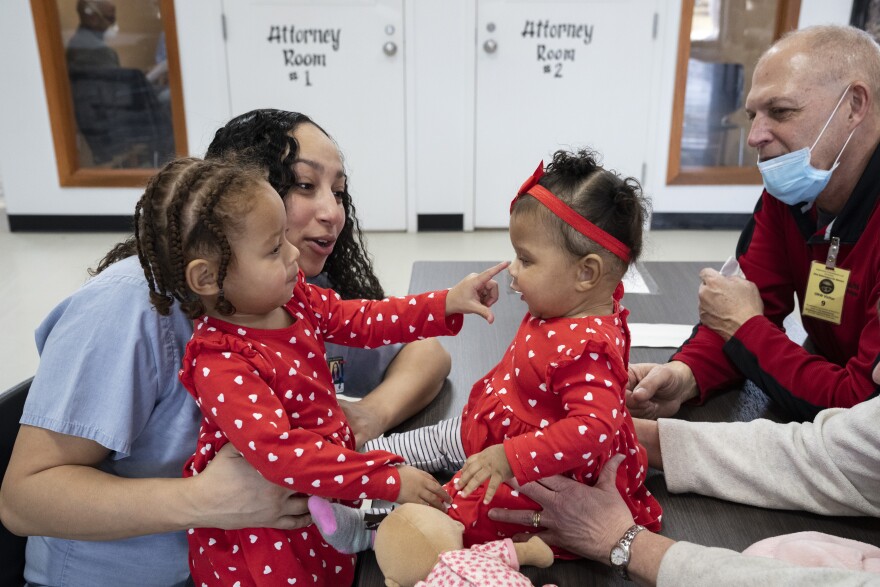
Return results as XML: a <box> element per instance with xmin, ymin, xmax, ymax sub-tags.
<box><xmin>628</xmin><ymin>25</ymin><xmax>880</xmax><ymax>422</ymax></box>
<box><xmin>66</xmin><ymin>0</ymin><xmax>120</xmax><ymax>71</ymax></box>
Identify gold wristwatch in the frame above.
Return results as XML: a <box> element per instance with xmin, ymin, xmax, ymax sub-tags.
<box><xmin>610</xmin><ymin>524</ymin><xmax>647</xmax><ymax>580</ymax></box>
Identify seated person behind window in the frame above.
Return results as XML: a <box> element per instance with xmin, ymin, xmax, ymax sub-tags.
<box><xmin>146</xmin><ymin>29</ymin><xmax>171</xmax><ymax>104</ymax></box>
<box><xmin>66</xmin><ymin>0</ymin><xmax>119</xmax><ymax>71</ymax></box>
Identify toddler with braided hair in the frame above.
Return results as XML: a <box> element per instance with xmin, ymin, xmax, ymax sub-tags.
<box><xmin>134</xmin><ymin>156</ymin><xmax>508</xmax><ymax>586</ymax></box>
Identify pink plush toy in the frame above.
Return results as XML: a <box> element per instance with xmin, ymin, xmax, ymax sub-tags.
<box><xmin>743</xmin><ymin>531</ymin><xmax>880</xmax><ymax>573</ymax></box>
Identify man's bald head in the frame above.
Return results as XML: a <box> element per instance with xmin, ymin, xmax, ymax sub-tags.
<box><xmin>758</xmin><ymin>25</ymin><xmax>880</xmax><ymax>114</ymax></box>
<box><xmin>76</xmin><ymin>0</ymin><xmax>116</xmax><ymax>32</ymax></box>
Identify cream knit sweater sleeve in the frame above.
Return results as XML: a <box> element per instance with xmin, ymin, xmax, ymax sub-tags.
<box><xmin>659</xmin><ymin>542</ymin><xmax>880</xmax><ymax>586</ymax></box>
<box><xmin>659</xmin><ymin>397</ymin><xmax>880</xmax><ymax>516</ymax></box>
<box><xmin>655</xmin><ymin>397</ymin><xmax>880</xmax><ymax>586</ymax></box>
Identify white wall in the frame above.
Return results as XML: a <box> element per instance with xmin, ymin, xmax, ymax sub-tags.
<box><xmin>406</xmin><ymin>0</ymin><xmax>476</xmax><ymax>229</ymax></box>
<box><xmin>0</xmin><ymin>0</ymin><xmax>856</xmax><ymax>225</ymax></box>
<box><xmin>175</xmin><ymin>1</ymin><xmax>233</xmax><ymax>158</ymax></box>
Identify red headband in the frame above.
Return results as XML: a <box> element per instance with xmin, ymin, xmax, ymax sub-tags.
<box><xmin>510</xmin><ymin>161</ymin><xmax>631</xmax><ymax>263</ymax></box>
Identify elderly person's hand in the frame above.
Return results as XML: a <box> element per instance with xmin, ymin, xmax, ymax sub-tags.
<box><xmin>698</xmin><ymin>268</ymin><xmax>763</xmax><ymax>341</ymax></box>
<box><xmin>627</xmin><ymin>361</ymin><xmax>698</xmax><ymax>419</ymax></box>
<box><xmin>487</xmin><ymin>454</ymin><xmax>633</xmax><ymax>561</ymax></box>
<box><xmin>488</xmin><ymin>456</ymin><xmax>676</xmax><ymax>585</ymax></box>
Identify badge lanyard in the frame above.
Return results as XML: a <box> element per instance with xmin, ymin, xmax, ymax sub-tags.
<box><xmin>802</xmin><ymin>237</ymin><xmax>849</xmax><ymax>325</ymax></box>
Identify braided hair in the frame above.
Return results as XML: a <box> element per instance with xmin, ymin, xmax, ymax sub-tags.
<box><xmin>134</xmin><ymin>157</ymin><xmax>265</xmax><ymax>319</ymax></box>
<box><xmin>205</xmin><ymin>109</ymin><xmax>385</xmax><ymax>300</ymax></box>
<box><xmin>511</xmin><ymin>148</ymin><xmax>650</xmax><ymax>275</ymax></box>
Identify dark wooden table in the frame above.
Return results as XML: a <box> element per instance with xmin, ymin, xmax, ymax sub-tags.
<box><xmin>354</xmin><ymin>261</ymin><xmax>880</xmax><ymax>586</ymax></box>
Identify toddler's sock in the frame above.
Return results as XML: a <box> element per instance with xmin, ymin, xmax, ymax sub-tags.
<box><xmin>308</xmin><ymin>496</ymin><xmax>386</xmax><ymax>554</ymax></box>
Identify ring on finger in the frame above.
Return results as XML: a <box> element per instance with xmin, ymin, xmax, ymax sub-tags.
<box><xmin>532</xmin><ymin>511</ymin><xmax>541</xmax><ymax>528</ymax></box>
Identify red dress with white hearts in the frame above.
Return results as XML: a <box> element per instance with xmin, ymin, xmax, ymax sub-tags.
<box><xmin>445</xmin><ymin>288</ymin><xmax>661</xmax><ymax>554</ymax></box>
<box><xmin>180</xmin><ymin>276</ymin><xmax>461</xmax><ymax>586</ymax></box>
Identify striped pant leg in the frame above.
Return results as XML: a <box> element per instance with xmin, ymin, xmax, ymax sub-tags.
<box><xmin>363</xmin><ymin>415</ymin><xmax>465</xmax><ymax>473</ymax></box>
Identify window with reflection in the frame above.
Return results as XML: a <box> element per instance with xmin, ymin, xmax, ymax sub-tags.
<box><xmin>667</xmin><ymin>0</ymin><xmax>800</xmax><ymax>185</ymax></box>
<box><xmin>851</xmin><ymin>0</ymin><xmax>880</xmax><ymax>41</ymax></box>
<box><xmin>32</xmin><ymin>0</ymin><xmax>185</xmax><ymax>186</ymax></box>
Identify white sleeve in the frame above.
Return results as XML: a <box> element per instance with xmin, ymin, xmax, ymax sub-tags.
<box><xmin>659</xmin><ymin>397</ymin><xmax>880</xmax><ymax>517</ymax></box>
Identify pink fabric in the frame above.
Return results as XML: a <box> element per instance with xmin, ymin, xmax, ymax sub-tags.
<box><xmin>415</xmin><ymin>539</ymin><xmax>557</xmax><ymax>587</ymax></box>
<box><xmin>743</xmin><ymin>531</ymin><xmax>880</xmax><ymax>573</ymax></box>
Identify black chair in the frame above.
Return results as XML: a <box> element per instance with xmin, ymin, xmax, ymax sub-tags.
<box><xmin>0</xmin><ymin>378</ymin><xmax>31</xmax><ymax>587</ymax></box>
<box><xmin>68</xmin><ymin>67</ymin><xmax>175</xmax><ymax>168</ymax></box>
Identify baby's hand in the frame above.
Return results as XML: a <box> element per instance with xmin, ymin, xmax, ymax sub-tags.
<box><xmin>396</xmin><ymin>465</ymin><xmax>451</xmax><ymax>511</ymax></box>
<box><xmin>455</xmin><ymin>444</ymin><xmax>513</xmax><ymax>504</ymax></box>
<box><xmin>445</xmin><ymin>261</ymin><xmax>510</xmax><ymax>323</ymax></box>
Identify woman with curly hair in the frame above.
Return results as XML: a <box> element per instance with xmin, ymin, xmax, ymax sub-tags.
<box><xmin>91</xmin><ymin>109</ymin><xmax>450</xmax><ymax>447</ymax></box>
<box><xmin>203</xmin><ymin>110</ymin><xmax>450</xmax><ymax>446</ymax></box>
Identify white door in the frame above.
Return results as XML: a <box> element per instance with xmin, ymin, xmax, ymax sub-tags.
<box><xmin>222</xmin><ymin>0</ymin><xmax>406</xmax><ymax>230</ymax></box>
<box><xmin>475</xmin><ymin>0</ymin><xmax>660</xmax><ymax>227</ymax></box>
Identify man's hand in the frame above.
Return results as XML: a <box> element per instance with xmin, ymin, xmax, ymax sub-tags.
<box><xmin>445</xmin><ymin>261</ymin><xmax>510</xmax><ymax>323</ymax></box>
<box><xmin>192</xmin><ymin>443</ymin><xmax>311</xmax><ymax>530</ymax></box>
<box><xmin>395</xmin><ymin>465</ymin><xmax>451</xmax><ymax>511</ymax></box>
<box><xmin>698</xmin><ymin>268</ymin><xmax>763</xmax><ymax>341</ymax></box>
<box><xmin>455</xmin><ymin>444</ymin><xmax>513</xmax><ymax>504</ymax></box>
<box><xmin>626</xmin><ymin>361</ymin><xmax>698</xmax><ymax>419</ymax></box>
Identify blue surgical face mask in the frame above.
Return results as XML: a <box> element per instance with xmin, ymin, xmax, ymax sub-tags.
<box><xmin>757</xmin><ymin>85</ymin><xmax>856</xmax><ymax>206</ymax></box>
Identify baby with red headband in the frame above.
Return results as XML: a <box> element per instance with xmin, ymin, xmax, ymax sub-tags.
<box><xmin>310</xmin><ymin>149</ymin><xmax>660</xmax><ymax>558</ymax></box>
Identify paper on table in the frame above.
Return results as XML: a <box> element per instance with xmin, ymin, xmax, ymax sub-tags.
<box><xmin>335</xmin><ymin>393</ymin><xmax>363</xmax><ymax>403</ymax></box>
<box><xmin>628</xmin><ymin>322</ymin><xmax>695</xmax><ymax>348</ymax></box>
<box><xmin>720</xmin><ymin>255</ymin><xmax>746</xmax><ymax>279</ymax></box>
<box><xmin>622</xmin><ymin>265</ymin><xmax>650</xmax><ymax>294</ymax></box>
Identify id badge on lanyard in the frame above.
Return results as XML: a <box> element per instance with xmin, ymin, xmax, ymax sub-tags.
<box><xmin>802</xmin><ymin>237</ymin><xmax>850</xmax><ymax>325</ymax></box>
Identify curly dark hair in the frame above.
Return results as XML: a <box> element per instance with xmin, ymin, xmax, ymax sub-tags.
<box><xmin>93</xmin><ymin>109</ymin><xmax>385</xmax><ymax>301</ymax></box>
<box><xmin>511</xmin><ymin>148</ymin><xmax>650</xmax><ymax>275</ymax></box>
<box><xmin>204</xmin><ymin>109</ymin><xmax>384</xmax><ymax>300</ymax></box>
<box><xmin>90</xmin><ymin>235</ymin><xmax>138</xmax><ymax>276</ymax></box>
<box><xmin>134</xmin><ymin>157</ymin><xmax>265</xmax><ymax>319</ymax></box>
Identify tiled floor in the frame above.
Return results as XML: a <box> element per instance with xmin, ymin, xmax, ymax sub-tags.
<box><xmin>0</xmin><ymin>205</ymin><xmax>740</xmax><ymax>392</ymax></box>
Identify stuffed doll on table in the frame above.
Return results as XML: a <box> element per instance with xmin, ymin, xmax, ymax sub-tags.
<box><xmin>309</xmin><ymin>498</ymin><xmax>556</xmax><ymax>587</ymax></box>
